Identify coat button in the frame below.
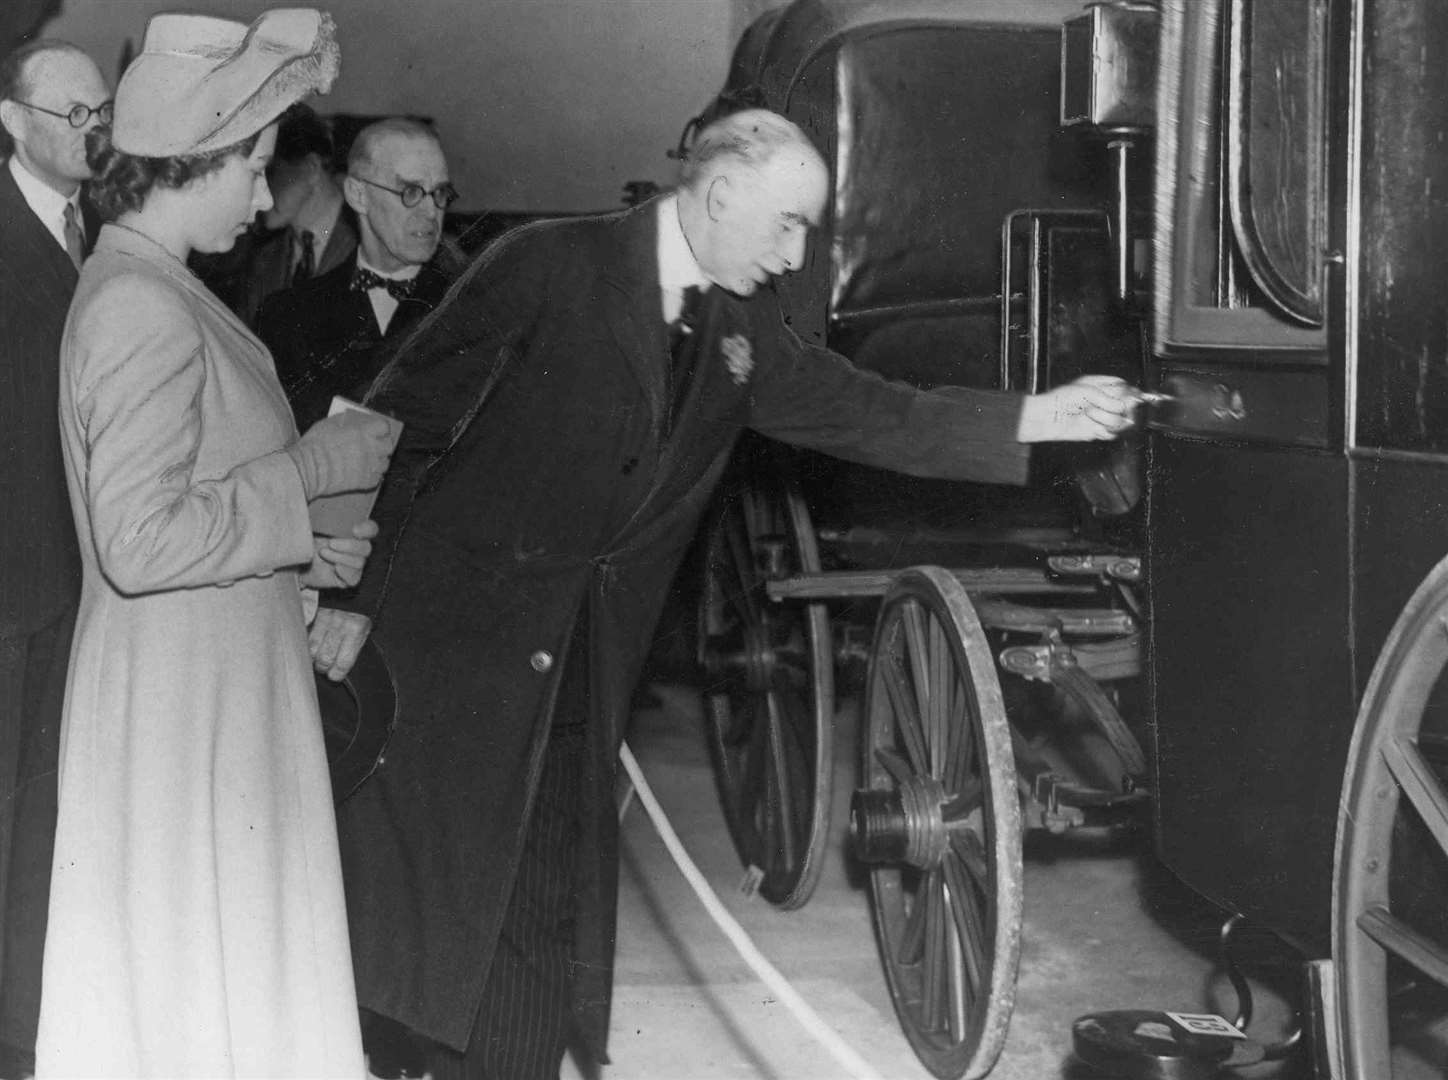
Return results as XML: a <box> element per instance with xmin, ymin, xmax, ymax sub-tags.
<box><xmin>530</xmin><ymin>649</ymin><xmax>554</xmax><ymax>673</ymax></box>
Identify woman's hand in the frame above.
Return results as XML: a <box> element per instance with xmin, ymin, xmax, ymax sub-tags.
<box><xmin>300</xmin><ymin>519</ymin><xmax>378</xmax><ymax>590</ymax></box>
<box><xmin>287</xmin><ymin>410</ymin><xmax>393</xmax><ymax>499</ymax></box>
<box><xmin>1016</xmin><ymin>375</ymin><xmax>1141</xmax><ymax>443</ymax></box>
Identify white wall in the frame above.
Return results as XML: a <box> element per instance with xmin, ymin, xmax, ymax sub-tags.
<box><xmin>42</xmin><ymin>0</ymin><xmax>1090</xmax><ymax>213</ymax></box>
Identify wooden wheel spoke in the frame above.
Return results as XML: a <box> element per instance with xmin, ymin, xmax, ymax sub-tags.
<box><xmin>899</xmin><ymin>881</ymin><xmax>928</xmax><ymax>965</ymax></box>
<box><xmin>946</xmin><ymin>673</ymin><xmax>976</xmax><ymax>796</ymax></box>
<box><xmin>881</xmin><ymin>649</ymin><xmax>931</xmax><ymax>777</ymax></box>
<box><xmin>944</xmin><ymin>847</ymin><xmax>987</xmax><ymax>1002</ymax></box>
<box><xmin>1383</xmin><ymin>735</ymin><xmax>1448</xmax><ymax>857</ymax></box>
<box><xmin>765</xmin><ymin>692</ymin><xmax>799</xmax><ymax>870</ymax></box>
<box><xmin>922</xmin><ymin>870</ymin><xmax>947</xmax><ymax>1031</ymax></box>
<box><xmin>950</xmin><ymin>829</ymin><xmax>991</xmax><ymax>887</ymax></box>
<box><xmin>901</xmin><ymin>601</ymin><xmax>934</xmax><ymax>754</ymax></box>
<box><xmin>943</xmin><ymin>779</ymin><xmax>985</xmax><ymax>819</ymax></box>
<box><xmin>875</xmin><ymin>746</ymin><xmax>915</xmax><ymax>787</ymax></box>
<box><xmin>1357</xmin><ymin>906</ymin><xmax>1448</xmax><ymax>990</ymax></box>
<box><xmin>927</xmin><ymin>616</ymin><xmax>949</xmax><ymax>779</ymax></box>
<box><xmin>721</xmin><ymin>514</ymin><xmax>763</xmax><ymax>624</ymax></box>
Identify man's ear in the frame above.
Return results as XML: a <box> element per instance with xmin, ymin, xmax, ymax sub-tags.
<box><xmin>0</xmin><ymin>100</ymin><xmax>22</xmax><ymax>145</ymax></box>
<box><xmin>342</xmin><ymin>174</ymin><xmax>366</xmax><ymax>216</ymax></box>
<box><xmin>705</xmin><ymin>175</ymin><xmax>728</xmax><ymax>222</ymax></box>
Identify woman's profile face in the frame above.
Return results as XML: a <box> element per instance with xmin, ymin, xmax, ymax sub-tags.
<box><xmin>190</xmin><ymin>123</ymin><xmax>278</xmax><ymax>255</ymax></box>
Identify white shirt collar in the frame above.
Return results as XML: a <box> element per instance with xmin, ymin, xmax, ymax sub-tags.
<box><xmin>656</xmin><ymin>194</ymin><xmax>710</xmax><ymax>322</ymax></box>
<box><xmin>9</xmin><ymin>156</ymin><xmax>80</xmax><ymax>250</ymax></box>
<box><xmin>355</xmin><ymin>250</ymin><xmax>423</xmax><ymax>282</ymax></box>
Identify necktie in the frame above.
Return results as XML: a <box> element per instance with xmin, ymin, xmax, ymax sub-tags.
<box><xmin>350</xmin><ymin>266</ymin><xmax>417</xmax><ymax>301</ymax></box>
<box><xmin>668</xmin><ymin>285</ymin><xmax>702</xmax><ymax>356</ymax></box>
<box><xmin>62</xmin><ymin>202</ymin><xmax>85</xmax><ymax>271</ymax></box>
<box><xmin>293</xmin><ymin>229</ymin><xmax>316</xmax><ymax>283</ymax></box>
<box><xmin>666</xmin><ymin>285</ymin><xmax>705</xmax><ymax>433</ymax></box>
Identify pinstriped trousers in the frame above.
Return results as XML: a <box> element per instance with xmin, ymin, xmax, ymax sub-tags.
<box><xmin>429</xmin><ymin>723</ymin><xmax>585</xmax><ymax>1080</ymax></box>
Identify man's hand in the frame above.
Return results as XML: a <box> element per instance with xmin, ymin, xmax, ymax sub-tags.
<box><xmin>309</xmin><ymin>607</ymin><xmax>373</xmax><ymax>682</ymax></box>
<box><xmin>300</xmin><ymin>519</ymin><xmax>379</xmax><ymax>590</ymax></box>
<box><xmin>1016</xmin><ymin>375</ymin><xmax>1140</xmax><ymax>443</ymax></box>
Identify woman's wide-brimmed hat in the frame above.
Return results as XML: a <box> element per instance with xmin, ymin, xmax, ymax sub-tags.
<box><xmin>113</xmin><ymin>7</ymin><xmax>339</xmax><ymax>158</ymax></box>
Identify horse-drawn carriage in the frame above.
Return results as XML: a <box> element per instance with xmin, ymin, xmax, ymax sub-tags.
<box><xmin>685</xmin><ymin>1</ymin><xmax>1448</xmax><ymax>1077</ymax></box>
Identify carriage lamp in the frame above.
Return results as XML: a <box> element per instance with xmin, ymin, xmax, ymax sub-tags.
<box><xmin>1062</xmin><ymin>1</ymin><xmax>1160</xmax><ymax>303</ymax></box>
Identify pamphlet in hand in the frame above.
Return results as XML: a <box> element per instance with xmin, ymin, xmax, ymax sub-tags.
<box><xmin>307</xmin><ymin>396</ymin><xmax>404</xmax><ymax>537</ymax></box>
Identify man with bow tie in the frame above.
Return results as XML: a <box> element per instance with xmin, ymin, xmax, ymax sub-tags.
<box><xmin>0</xmin><ymin>37</ymin><xmax>108</xmax><ymax>1078</ymax></box>
<box><xmin>327</xmin><ymin>108</ymin><xmax>1140</xmax><ymax>1080</ymax></box>
<box><xmin>257</xmin><ymin>116</ymin><xmax>463</xmax><ymax>432</ymax></box>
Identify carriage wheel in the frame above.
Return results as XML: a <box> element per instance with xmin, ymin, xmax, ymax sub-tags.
<box><xmin>1334</xmin><ymin>558</ymin><xmax>1448</xmax><ymax>1077</ymax></box>
<box><xmin>697</xmin><ymin>475</ymin><xmax>834</xmax><ymax>909</ymax></box>
<box><xmin>852</xmin><ymin>567</ymin><xmax>1024</xmax><ymax>1079</ymax></box>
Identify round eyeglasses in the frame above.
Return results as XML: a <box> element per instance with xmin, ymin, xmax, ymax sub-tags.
<box><xmin>355</xmin><ymin>175</ymin><xmax>459</xmax><ymax>210</ymax></box>
<box><xmin>15</xmin><ymin>99</ymin><xmax>114</xmax><ymax>129</ymax></box>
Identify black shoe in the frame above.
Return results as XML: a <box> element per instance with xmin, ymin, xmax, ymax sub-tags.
<box><xmin>364</xmin><ymin>1013</ymin><xmax>429</xmax><ymax>1080</ymax></box>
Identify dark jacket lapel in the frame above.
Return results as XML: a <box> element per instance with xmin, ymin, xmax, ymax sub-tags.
<box><xmin>0</xmin><ymin>166</ymin><xmax>78</xmax><ymax>301</ymax></box>
<box><xmin>599</xmin><ymin>201</ymin><xmax>668</xmax><ymax>427</ymax></box>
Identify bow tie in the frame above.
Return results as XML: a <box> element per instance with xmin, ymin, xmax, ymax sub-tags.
<box><xmin>350</xmin><ymin>267</ymin><xmax>417</xmax><ymax>300</ymax></box>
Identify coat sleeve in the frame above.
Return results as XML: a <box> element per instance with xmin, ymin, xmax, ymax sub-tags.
<box><xmin>69</xmin><ymin>274</ymin><xmax>314</xmax><ymax>596</ymax></box>
<box><xmin>744</xmin><ymin>305</ymin><xmax>1033</xmax><ymax>487</ymax></box>
<box><xmin>341</xmin><ymin>226</ymin><xmax>556</xmax><ymax>620</ymax></box>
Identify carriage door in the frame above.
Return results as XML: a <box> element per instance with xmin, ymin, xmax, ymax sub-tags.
<box><xmin>1146</xmin><ymin>0</ymin><xmax>1350</xmax><ymax>952</ymax></box>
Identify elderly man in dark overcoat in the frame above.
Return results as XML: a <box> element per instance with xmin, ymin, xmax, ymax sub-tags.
<box><xmin>329</xmin><ymin>108</ymin><xmax>1137</xmax><ymax>1080</ymax></box>
<box><xmin>0</xmin><ymin>37</ymin><xmax>107</xmax><ymax>1077</ymax></box>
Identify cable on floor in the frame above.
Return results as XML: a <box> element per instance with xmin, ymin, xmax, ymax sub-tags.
<box><xmin>618</xmin><ymin>741</ymin><xmax>886</xmax><ymax>1080</ymax></box>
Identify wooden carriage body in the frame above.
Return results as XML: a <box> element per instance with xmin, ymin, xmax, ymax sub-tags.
<box><xmin>693</xmin><ymin>1</ymin><xmax>1448</xmax><ymax>1076</ymax></box>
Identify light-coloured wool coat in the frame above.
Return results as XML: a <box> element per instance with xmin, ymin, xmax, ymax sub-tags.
<box><xmin>37</xmin><ymin>224</ymin><xmax>364</xmax><ymax>1078</ymax></box>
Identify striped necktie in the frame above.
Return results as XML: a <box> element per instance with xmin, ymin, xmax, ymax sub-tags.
<box><xmin>62</xmin><ymin>202</ymin><xmax>85</xmax><ymax>271</ymax></box>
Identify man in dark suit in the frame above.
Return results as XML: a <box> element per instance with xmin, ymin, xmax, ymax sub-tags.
<box><xmin>257</xmin><ymin>116</ymin><xmax>461</xmax><ymax>432</ymax></box>
<box><xmin>0</xmin><ymin>38</ymin><xmax>108</xmax><ymax>1077</ymax></box>
<box><xmin>257</xmin><ymin>115</ymin><xmax>462</xmax><ymax>1080</ymax></box>
<box><xmin>196</xmin><ymin>103</ymin><xmax>358</xmax><ymax>329</ymax></box>
<box><xmin>328</xmin><ymin>109</ymin><xmax>1137</xmax><ymax>1080</ymax></box>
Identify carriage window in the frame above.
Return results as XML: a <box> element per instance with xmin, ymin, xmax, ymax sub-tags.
<box><xmin>1154</xmin><ymin>0</ymin><xmax>1329</xmax><ymax>355</ymax></box>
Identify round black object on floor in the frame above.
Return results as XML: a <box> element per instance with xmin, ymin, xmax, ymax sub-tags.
<box><xmin>1072</xmin><ymin>1010</ymin><xmax>1265</xmax><ymax>1080</ymax></box>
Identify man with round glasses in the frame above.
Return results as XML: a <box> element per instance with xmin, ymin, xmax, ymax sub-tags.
<box><xmin>0</xmin><ymin>37</ymin><xmax>109</xmax><ymax>1079</ymax></box>
<box><xmin>258</xmin><ymin>116</ymin><xmax>464</xmax><ymax>432</ymax></box>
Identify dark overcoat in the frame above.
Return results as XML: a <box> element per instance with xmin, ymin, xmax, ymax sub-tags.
<box><xmin>255</xmin><ymin>248</ymin><xmax>457</xmax><ymax>428</ymax></box>
<box><xmin>336</xmin><ymin>198</ymin><xmax>1033</xmax><ymax>1057</ymax></box>
<box><xmin>0</xmin><ymin>165</ymin><xmax>89</xmax><ymax>1054</ymax></box>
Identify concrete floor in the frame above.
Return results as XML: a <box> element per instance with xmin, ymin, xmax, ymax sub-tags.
<box><xmin>575</xmin><ymin>683</ymin><xmax>1309</xmax><ymax>1080</ymax></box>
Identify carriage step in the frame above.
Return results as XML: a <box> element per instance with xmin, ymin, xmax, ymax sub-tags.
<box><xmin>1071</xmin><ymin>1009</ymin><xmax>1266</xmax><ymax>1079</ymax></box>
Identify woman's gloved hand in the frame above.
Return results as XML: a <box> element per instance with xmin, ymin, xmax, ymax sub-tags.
<box><xmin>287</xmin><ymin>410</ymin><xmax>393</xmax><ymax>499</ymax></box>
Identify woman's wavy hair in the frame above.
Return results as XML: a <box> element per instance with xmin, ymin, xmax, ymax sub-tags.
<box><xmin>85</xmin><ymin>125</ymin><xmax>263</xmax><ymax>221</ymax></box>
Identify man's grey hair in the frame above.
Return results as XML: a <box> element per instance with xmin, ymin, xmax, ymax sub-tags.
<box><xmin>347</xmin><ymin>116</ymin><xmax>442</xmax><ymax>176</ymax></box>
<box><xmin>678</xmin><ymin>108</ymin><xmax>817</xmax><ymax>191</ymax></box>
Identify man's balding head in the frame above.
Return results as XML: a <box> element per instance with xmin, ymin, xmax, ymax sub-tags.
<box><xmin>676</xmin><ymin>109</ymin><xmax>828</xmax><ymax>297</ymax></box>
<box><xmin>347</xmin><ymin>117</ymin><xmax>441</xmax><ymax>177</ymax></box>
<box><xmin>0</xmin><ymin>41</ymin><xmax>109</xmax><ymax>190</ymax></box>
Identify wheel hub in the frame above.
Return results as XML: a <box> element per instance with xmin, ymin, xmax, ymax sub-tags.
<box><xmin>850</xmin><ymin>775</ymin><xmax>950</xmax><ymax>869</ymax></box>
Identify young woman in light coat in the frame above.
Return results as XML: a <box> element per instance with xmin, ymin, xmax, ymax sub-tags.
<box><xmin>36</xmin><ymin>10</ymin><xmax>393</xmax><ymax>1076</ymax></box>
